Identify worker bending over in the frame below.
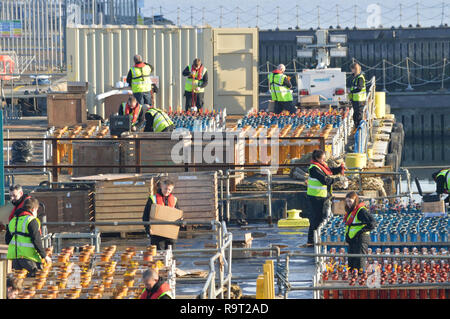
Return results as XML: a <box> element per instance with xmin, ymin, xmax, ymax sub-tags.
<box><xmin>6</xmin><ymin>198</ymin><xmax>51</xmax><ymax>277</ymax></box>
<box><xmin>183</xmin><ymin>58</ymin><xmax>208</xmax><ymax>112</ymax></box>
<box><xmin>303</xmin><ymin>149</ymin><xmax>346</xmax><ymax>247</ymax></box>
<box><xmin>432</xmin><ymin>168</ymin><xmax>450</xmax><ymax>203</ymax></box>
<box><xmin>349</xmin><ymin>62</ymin><xmax>367</xmax><ymax>130</ymax></box>
<box><xmin>118</xmin><ymin>96</ymin><xmax>146</xmax><ymax>131</ymax></box>
<box><xmin>127</xmin><ymin>54</ymin><xmax>158</xmax><ymax>106</ymax></box>
<box><xmin>143</xmin><ymin>105</ymin><xmax>174</xmax><ymax>133</ymax></box>
<box><xmin>142</xmin><ymin>179</ymin><xmax>179</xmax><ymax>250</ymax></box>
<box><xmin>344</xmin><ymin>192</ymin><xmax>376</xmax><ymax>271</ymax></box>
<box><xmin>268</xmin><ymin>64</ymin><xmax>296</xmax><ymax>114</ymax></box>
<box><xmin>140</xmin><ymin>269</ymin><xmax>172</xmax><ymax>299</ymax></box>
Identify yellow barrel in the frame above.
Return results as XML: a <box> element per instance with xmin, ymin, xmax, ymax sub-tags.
<box><xmin>375</xmin><ymin>92</ymin><xmax>386</xmax><ymax>118</ymax></box>
<box><xmin>345</xmin><ymin>153</ymin><xmax>367</xmax><ymax>169</ymax></box>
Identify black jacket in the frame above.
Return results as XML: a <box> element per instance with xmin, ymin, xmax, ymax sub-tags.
<box><xmin>435</xmin><ymin>171</ymin><xmax>448</xmax><ymax>194</ymax></box>
<box><xmin>143</xmin><ymin>278</ymin><xmax>172</xmax><ymax>299</ymax></box>
<box><xmin>345</xmin><ymin>206</ymin><xmax>376</xmax><ymax>242</ymax></box>
<box><xmin>308</xmin><ymin>165</ymin><xmax>342</xmax><ymax>197</ymax></box>
<box><xmin>142</xmin><ymin>190</ymin><xmax>180</xmax><ymax>235</ymax></box>
<box><xmin>5</xmin><ymin>208</ymin><xmax>46</xmax><ymax>260</ymax></box>
<box><xmin>183</xmin><ymin>65</ymin><xmax>208</xmax><ymax>89</ymax></box>
<box><xmin>118</xmin><ymin>103</ymin><xmax>146</xmax><ymax>128</ymax></box>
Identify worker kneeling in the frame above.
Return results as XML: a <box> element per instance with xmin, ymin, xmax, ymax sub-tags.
<box><xmin>344</xmin><ymin>192</ymin><xmax>376</xmax><ymax>271</ymax></box>
<box><xmin>6</xmin><ymin>198</ymin><xmax>51</xmax><ymax>277</ymax></box>
<box><xmin>143</xmin><ymin>105</ymin><xmax>175</xmax><ymax>133</ymax></box>
<box><xmin>142</xmin><ymin>179</ymin><xmax>179</xmax><ymax>250</ymax></box>
<box><xmin>140</xmin><ymin>268</ymin><xmax>172</xmax><ymax>299</ymax></box>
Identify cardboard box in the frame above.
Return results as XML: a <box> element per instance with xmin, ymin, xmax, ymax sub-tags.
<box><xmin>332</xmin><ymin>199</ymin><xmax>346</xmax><ymax>215</ymax></box>
<box><xmin>300</xmin><ymin>95</ymin><xmax>320</xmax><ymax>106</ymax></box>
<box><xmin>150</xmin><ymin>204</ymin><xmax>183</xmax><ymax>240</ymax></box>
<box><xmin>422</xmin><ymin>200</ymin><xmax>446</xmax><ymax>217</ymax></box>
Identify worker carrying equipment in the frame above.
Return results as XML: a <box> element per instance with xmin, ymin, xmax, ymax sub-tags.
<box><xmin>304</xmin><ymin>150</ymin><xmax>346</xmax><ymax>247</ymax></box>
<box><xmin>118</xmin><ymin>95</ymin><xmax>145</xmax><ymax>131</ymax></box>
<box><xmin>5</xmin><ymin>198</ymin><xmax>51</xmax><ymax>277</ymax></box>
<box><xmin>140</xmin><ymin>269</ymin><xmax>172</xmax><ymax>299</ymax></box>
<box><xmin>143</xmin><ymin>105</ymin><xmax>174</xmax><ymax>133</ymax></box>
<box><xmin>142</xmin><ymin>179</ymin><xmax>179</xmax><ymax>250</ymax></box>
<box><xmin>183</xmin><ymin>58</ymin><xmax>208</xmax><ymax>112</ymax></box>
<box><xmin>268</xmin><ymin>64</ymin><xmax>296</xmax><ymax>114</ymax></box>
<box><xmin>349</xmin><ymin>62</ymin><xmax>367</xmax><ymax>129</ymax></box>
<box><xmin>432</xmin><ymin>169</ymin><xmax>450</xmax><ymax>203</ymax></box>
<box><xmin>344</xmin><ymin>191</ymin><xmax>376</xmax><ymax>271</ymax></box>
<box><xmin>126</xmin><ymin>54</ymin><xmax>158</xmax><ymax>106</ymax></box>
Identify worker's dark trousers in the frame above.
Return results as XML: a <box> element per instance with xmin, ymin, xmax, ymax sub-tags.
<box><xmin>347</xmin><ymin>233</ymin><xmax>370</xmax><ymax>271</ymax></box>
<box><xmin>306</xmin><ymin>195</ymin><xmax>327</xmax><ymax>244</ymax></box>
<box><xmin>12</xmin><ymin>258</ymin><xmax>41</xmax><ymax>277</ymax></box>
<box><xmin>274</xmin><ymin>101</ymin><xmax>297</xmax><ymax>114</ymax></box>
<box><xmin>352</xmin><ymin>101</ymin><xmax>365</xmax><ymax>128</ymax></box>
<box><xmin>185</xmin><ymin>91</ymin><xmax>204</xmax><ymax>111</ymax></box>
<box><xmin>134</xmin><ymin>92</ymin><xmax>152</xmax><ymax>106</ymax></box>
<box><xmin>151</xmin><ymin>235</ymin><xmax>175</xmax><ymax>251</ymax></box>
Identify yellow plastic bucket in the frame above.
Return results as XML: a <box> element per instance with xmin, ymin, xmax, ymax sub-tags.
<box><xmin>375</xmin><ymin>92</ymin><xmax>386</xmax><ymax>119</ymax></box>
<box><xmin>345</xmin><ymin>153</ymin><xmax>367</xmax><ymax>169</ymax></box>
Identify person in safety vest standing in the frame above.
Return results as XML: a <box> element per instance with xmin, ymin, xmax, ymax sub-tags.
<box><xmin>268</xmin><ymin>64</ymin><xmax>296</xmax><ymax>114</ymax></box>
<box><xmin>143</xmin><ymin>104</ymin><xmax>175</xmax><ymax>133</ymax></box>
<box><xmin>118</xmin><ymin>95</ymin><xmax>146</xmax><ymax>131</ymax></box>
<box><xmin>344</xmin><ymin>192</ymin><xmax>376</xmax><ymax>271</ymax></box>
<box><xmin>5</xmin><ymin>185</ymin><xmax>31</xmax><ymax>225</ymax></box>
<box><xmin>142</xmin><ymin>179</ymin><xmax>180</xmax><ymax>250</ymax></box>
<box><xmin>348</xmin><ymin>62</ymin><xmax>367</xmax><ymax>130</ymax></box>
<box><xmin>303</xmin><ymin>149</ymin><xmax>346</xmax><ymax>248</ymax></box>
<box><xmin>432</xmin><ymin>168</ymin><xmax>450</xmax><ymax>203</ymax></box>
<box><xmin>5</xmin><ymin>198</ymin><xmax>51</xmax><ymax>277</ymax></box>
<box><xmin>140</xmin><ymin>269</ymin><xmax>172</xmax><ymax>299</ymax></box>
<box><xmin>126</xmin><ymin>54</ymin><xmax>157</xmax><ymax>106</ymax></box>
<box><xmin>183</xmin><ymin>58</ymin><xmax>208</xmax><ymax>112</ymax></box>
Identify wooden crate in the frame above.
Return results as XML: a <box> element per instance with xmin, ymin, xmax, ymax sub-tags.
<box><xmin>47</xmin><ymin>93</ymin><xmax>87</xmax><ymax>127</ymax></box>
<box><xmin>72</xmin><ymin>141</ymin><xmax>121</xmax><ymax>177</ymax></box>
<box><xmin>32</xmin><ymin>189</ymin><xmax>94</xmax><ymax>233</ymax></box>
<box><xmin>94</xmin><ymin>176</ymin><xmax>155</xmax><ymax>234</ymax></box>
<box><xmin>120</xmin><ymin>132</ymin><xmax>191</xmax><ymax>174</ymax></box>
<box><xmin>189</xmin><ymin>131</ymin><xmax>245</xmax><ymax>189</ymax></box>
<box><xmin>164</xmin><ymin>171</ymin><xmax>219</xmax><ymax>223</ymax></box>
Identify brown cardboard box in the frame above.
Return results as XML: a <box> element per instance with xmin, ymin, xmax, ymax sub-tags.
<box><xmin>300</xmin><ymin>95</ymin><xmax>320</xmax><ymax>106</ymax></box>
<box><xmin>422</xmin><ymin>200</ymin><xmax>445</xmax><ymax>212</ymax></box>
<box><xmin>150</xmin><ymin>204</ymin><xmax>183</xmax><ymax>240</ymax></box>
<box><xmin>332</xmin><ymin>199</ymin><xmax>346</xmax><ymax>215</ymax></box>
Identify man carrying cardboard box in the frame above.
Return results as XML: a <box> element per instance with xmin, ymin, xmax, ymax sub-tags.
<box><xmin>432</xmin><ymin>169</ymin><xmax>450</xmax><ymax>203</ymax></box>
<box><xmin>142</xmin><ymin>179</ymin><xmax>181</xmax><ymax>250</ymax></box>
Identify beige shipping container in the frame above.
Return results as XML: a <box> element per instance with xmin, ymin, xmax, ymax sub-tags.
<box><xmin>66</xmin><ymin>26</ymin><xmax>258</xmax><ymax>117</ymax></box>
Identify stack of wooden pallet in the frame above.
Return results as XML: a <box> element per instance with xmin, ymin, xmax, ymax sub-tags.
<box><xmin>165</xmin><ymin>171</ymin><xmax>219</xmax><ymax>224</ymax></box>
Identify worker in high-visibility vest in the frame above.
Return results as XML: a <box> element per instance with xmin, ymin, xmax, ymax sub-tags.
<box><xmin>126</xmin><ymin>54</ymin><xmax>158</xmax><ymax>106</ymax></box>
<box><xmin>303</xmin><ymin>149</ymin><xmax>346</xmax><ymax>247</ymax></box>
<box><xmin>344</xmin><ymin>191</ymin><xmax>376</xmax><ymax>271</ymax></box>
<box><xmin>5</xmin><ymin>198</ymin><xmax>51</xmax><ymax>277</ymax></box>
<box><xmin>268</xmin><ymin>64</ymin><xmax>296</xmax><ymax>114</ymax></box>
<box><xmin>348</xmin><ymin>62</ymin><xmax>367</xmax><ymax>130</ymax></box>
<box><xmin>140</xmin><ymin>269</ymin><xmax>172</xmax><ymax>299</ymax></box>
<box><xmin>118</xmin><ymin>95</ymin><xmax>146</xmax><ymax>131</ymax></box>
<box><xmin>143</xmin><ymin>105</ymin><xmax>174</xmax><ymax>133</ymax></box>
<box><xmin>142</xmin><ymin>179</ymin><xmax>180</xmax><ymax>250</ymax></box>
<box><xmin>432</xmin><ymin>168</ymin><xmax>450</xmax><ymax>203</ymax></box>
<box><xmin>183</xmin><ymin>58</ymin><xmax>208</xmax><ymax>112</ymax></box>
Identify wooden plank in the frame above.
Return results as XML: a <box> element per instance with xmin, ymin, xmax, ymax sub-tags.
<box><xmin>96</xmin><ymin>193</ymin><xmax>149</xmax><ymax>200</ymax></box>
<box><xmin>97</xmin><ymin>225</ymin><xmax>143</xmax><ymax>233</ymax></box>
<box><xmin>95</xmin><ymin>199</ymin><xmax>148</xmax><ymax>207</ymax></box>
<box><xmin>95</xmin><ymin>212</ymin><xmax>143</xmax><ymax>220</ymax></box>
<box><xmin>95</xmin><ymin>206</ymin><xmax>145</xmax><ymax>213</ymax></box>
<box><xmin>96</xmin><ymin>186</ymin><xmax>151</xmax><ymax>193</ymax></box>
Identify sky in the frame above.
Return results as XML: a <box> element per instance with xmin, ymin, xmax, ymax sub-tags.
<box><xmin>141</xmin><ymin>0</ymin><xmax>449</xmax><ymax>29</ymax></box>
